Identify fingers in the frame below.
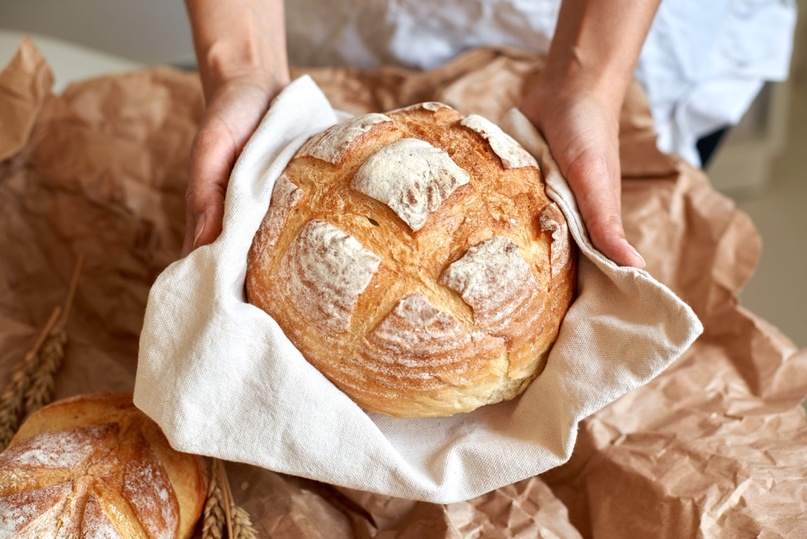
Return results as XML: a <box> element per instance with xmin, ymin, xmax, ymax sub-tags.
<box><xmin>181</xmin><ymin>80</ymin><xmax>276</xmax><ymax>257</ymax></box>
<box><xmin>520</xmin><ymin>81</ymin><xmax>645</xmax><ymax>269</ymax></box>
<box><xmin>182</xmin><ymin>118</ymin><xmax>236</xmax><ymax>256</ymax></box>
<box><xmin>563</xmin><ymin>150</ymin><xmax>645</xmax><ymax>268</ymax></box>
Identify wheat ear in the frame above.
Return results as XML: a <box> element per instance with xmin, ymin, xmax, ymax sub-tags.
<box><xmin>202</xmin><ymin>459</ymin><xmax>226</xmax><ymax>539</ymax></box>
<box><xmin>0</xmin><ymin>255</ymin><xmax>83</xmax><ymax>450</ymax></box>
<box><xmin>202</xmin><ymin>458</ymin><xmax>259</xmax><ymax>539</ymax></box>
<box><xmin>23</xmin><ymin>329</ymin><xmax>67</xmax><ymax>414</ymax></box>
<box><xmin>0</xmin><ymin>306</ymin><xmax>61</xmax><ymax>450</ymax></box>
<box><xmin>24</xmin><ymin>255</ymin><xmax>83</xmax><ymax>415</ymax></box>
<box><xmin>231</xmin><ymin>505</ymin><xmax>257</xmax><ymax>539</ymax></box>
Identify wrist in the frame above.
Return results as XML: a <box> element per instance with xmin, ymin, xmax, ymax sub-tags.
<box><xmin>199</xmin><ymin>39</ymin><xmax>289</xmax><ymax>99</ymax></box>
<box><xmin>185</xmin><ymin>0</ymin><xmax>289</xmax><ymax>100</ymax></box>
<box><xmin>540</xmin><ymin>50</ymin><xmax>630</xmax><ymax>109</ymax></box>
<box><xmin>542</xmin><ymin>0</ymin><xmax>660</xmax><ymax>108</ymax></box>
<box><xmin>535</xmin><ymin>61</ymin><xmax>627</xmax><ymax>122</ymax></box>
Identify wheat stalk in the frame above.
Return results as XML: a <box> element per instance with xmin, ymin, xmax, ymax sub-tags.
<box><xmin>23</xmin><ymin>255</ymin><xmax>83</xmax><ymax>417</ymax></box>
<box><xmin>23</xmin><ymin>329</ymin><xmax>67</xmax><ymax>413</ymax></box>
<box><xmin>217</xmin><ymin>459</ymin><xmax>235</xmax><ymax>539</ymax></box>
<box><xmin>0</xmin><ymin>307</ymin><xmax>61</xmax><ymax>450</ymax></box>
<box><xmin>0</xmin><ymin>255</ymin><xmax>83</xmax><ymax>451</ymax></box>
<box><xmin>202</xmin><ymin>459</ymin><xmax>259</xmax><ymax>539</ymax></box>
<box><xmin>202</xmin><ymin>460</ymin><xmax>226</xmax><ymax>539</ymax></box>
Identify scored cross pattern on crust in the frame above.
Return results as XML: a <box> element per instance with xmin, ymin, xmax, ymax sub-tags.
<box><xmin>246</xmin><ymin>103</ymin><xmax>576</xmax><ymax>417</ymax></box>
<box><xmin>0</xmin><ymin>394</ymin><xmax>205</xmax><ymax>539</ymax></box>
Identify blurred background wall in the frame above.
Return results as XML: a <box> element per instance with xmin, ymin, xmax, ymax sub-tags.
<box><xmin>0</xmin><ymin>0</ymin><xmax>196</xmax><ymax>67</ymax></box>
<box><xmin>708</xmin><ymin>7</ymin><xmax>806</xmax><ymax>347</ymax></box>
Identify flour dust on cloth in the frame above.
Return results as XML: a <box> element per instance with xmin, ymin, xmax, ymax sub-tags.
<box><xmin>134</xmin><ymin>76</ymin><xmax>703</xmax><ymax>503</ymax></box>
<box><xmin>285</xmin><ymin>0</ymin><xmax>797</xmax><ymax>168</ymax></box>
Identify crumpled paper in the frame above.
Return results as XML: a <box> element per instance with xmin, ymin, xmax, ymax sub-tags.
<box><xmin>2</xmin><ymin>38</ymin><xmax>806</xmax><ymax>537</ymax></box>
<box><xmin>133</xmin><ymin>75</ymin><xmax>701</xmax><ymax>503</ymax></box>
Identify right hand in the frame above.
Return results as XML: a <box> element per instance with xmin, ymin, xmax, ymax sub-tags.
<box><xmin>518</xmin><ymin>0</ymin><xmax>660</xmax><ymax>268</ymax></box>
<box><xmin>520</xmin><ymin>72</ymin><xmax>645</xmax><ymax>268</ymax></box>
<box><xmin>182</xmin><ymin>0</ymin><xmax>290</xmax><ymax>256</ymax></box>
<box><xmin>182</xmin><ymin>75</ymin><xmax>289</xmax><ymax>256</ymax></box>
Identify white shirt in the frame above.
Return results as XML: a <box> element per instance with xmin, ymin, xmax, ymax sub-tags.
<box><xmin>286</xmin><ymin>0</ymin><xmax>797</xmax><ymax>166</ymax></box>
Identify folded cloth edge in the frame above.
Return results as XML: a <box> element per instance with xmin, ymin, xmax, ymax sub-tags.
<box><xmin>134</xmin><ymin>82</ymin><xmax>705</xmax><ymax>503</ymax></box>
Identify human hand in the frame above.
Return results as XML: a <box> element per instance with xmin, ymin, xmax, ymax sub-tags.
<box><xmin>519</xmin><ymin>73</ymin><xmax>645</xmax><ymax>269</ymax></box>
<box><xmin>182</xmin><ymin>0</ymin><xmax>289</xmax><ymax>255</ymax></box>
<box><xmin>182</xmin><ymin>75</ymin><xmax>288</xmax><ymax>255</ymax></box>
<box><xmin>517</xmin><ymin>0</ymin><xmax>658</xmax><ymax>269</ymax></box>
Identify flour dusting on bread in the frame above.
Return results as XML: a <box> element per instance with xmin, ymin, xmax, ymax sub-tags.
<box><xmin>0</xmin><ymin>482</ymin><xmax>71</xmax><ymax>536</ymax></box>
<box><xmin>297</xmin><ymin>113</ymin><xmax>394</xmax><ymax>165</ymax></box>
<box><xmin>367</xmin><ymin>294</ymin><xmax>470</xmax><ymax>368</ymax></box>
<box><xmin>440</xmin><ymin>236</ymin><xmax>540</xmax><ymax>331</ymax></box>
<box><xmin>0</xmin><ymin>424</ymin><xmax>111</xmax><ymax>470</ymax></box>
<box><xmin>123</xmin><ymin>440</ymin><xmax>178</xmax><ymax>539</ymax></box>
<box><xmin>460</xmin><ymin>114</ymin><xmax>538</xmax><ymax>170</ymax></box>
<box><xmin>540</xmin><ymin>203</ymin><xmax>571</xmax><ymax>278</ymax></box>
<box><xmin>392</xmin><ymin>102</ymin><xmax>452</xmax><ymax>113</ymax></box>
<box><xmin>352</xmin><ymin>138</ymin><xmax>470</xmax><ymax>231</ymax></box>
<box><xmin>359</xmin><ymin>293</ymin><xmax>507</xmax><ymax>398</ymax></box>
<box><xmin>81</xmin><ymin>496</ymin><xmax>121</xmax><ymax>539</ymax></box>
<box><xmin>259</xmin><ymin>173</ymin><xmax>303</xmax><ymax>254</ymax></box>
<box><xmin>279</xmin><ymin>220</ymin><xmax>380</xmax><ymax>332</ymax></box>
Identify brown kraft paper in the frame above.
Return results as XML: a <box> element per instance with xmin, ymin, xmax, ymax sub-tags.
<box><xmin>1</xmin><ymin>38</ymin><xmax>805</xmax><ymax>538</ymax></box>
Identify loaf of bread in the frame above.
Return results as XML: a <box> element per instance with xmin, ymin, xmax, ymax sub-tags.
<box><xmin>246</xmin><ymin>102</ymin><xmax>576</xmax><ymax>418</ymax></box>
<box><xmin>0</xmin><ymin>393</ymin><xmax>207</xmax><ymax>538</ymax></box>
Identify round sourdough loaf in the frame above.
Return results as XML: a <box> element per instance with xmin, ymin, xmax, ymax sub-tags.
<box><xmin>0</xmin><ymin>393</ymin><xmax>207</xmax><ymax>538</ymax></box>
<box><xmin>246</xmin><ymin>102</ymin><xmax>576</xmax><ymax>418</ymax></box>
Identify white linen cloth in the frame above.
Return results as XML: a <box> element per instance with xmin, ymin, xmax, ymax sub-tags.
<box><xmin>134</xmin><ymin>76</ymin><xmax>703</xmax><ymax>503</ymax></box>
<box><xmin>286</xmin><ymin>0</ymin><xmax>797</xmax><ymax>167</ymax></box>
<box><xmin>636</xmin><ymin>0</ymin><xmax>797</xmax><ymax>166</ymax></box>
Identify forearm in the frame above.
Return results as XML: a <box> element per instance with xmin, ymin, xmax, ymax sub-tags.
<box><xmin>184</xmin><ymin>0</ymin><xmax>289</xmax><ymax>100</ymax></box>
<box><xmin>546</xmin><ymin>0</ymin><xmax>660</xmax><ymax>104</ymax></box>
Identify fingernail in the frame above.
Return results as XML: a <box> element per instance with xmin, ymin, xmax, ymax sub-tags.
<box><xmin>625</xmin><ymin>240</ymin><xmax>646</xmax><ymax>268</ymax></box>
<box><xmin>192</xmin><ymin>215</ymin><xmax>206</xmax><ymax>249</ymax></box>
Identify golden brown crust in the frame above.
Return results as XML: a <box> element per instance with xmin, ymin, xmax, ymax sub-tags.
<box><xmin>246</xmin><ymin>103</ymin><xmax>577</xmax><ymax>418</ymax></box>
<box><xmin>0</xmin><ymin>393</ymin><xmax>207</xmax><ymax>539</ymax></box>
